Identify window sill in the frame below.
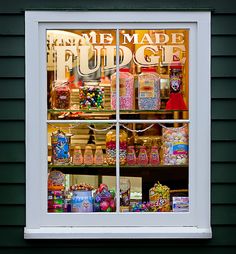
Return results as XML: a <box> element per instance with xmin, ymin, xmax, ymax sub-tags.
<box><xmin>24</xmin><ymin>226</ymin><xmax>212</xmax><ymax>239</ymax></box>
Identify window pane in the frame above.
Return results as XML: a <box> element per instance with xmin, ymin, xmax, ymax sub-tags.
<box><xmin>47</xmin><ymin>29</ymin><xmax>117</xmax><ymax>120</ymax></box>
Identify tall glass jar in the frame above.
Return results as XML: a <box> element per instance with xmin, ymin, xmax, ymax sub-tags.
<box><xmin>73</xmin><ymin>145</ymin><xmax>83</xmax><ymax>165</ymax></box>
<box><xmin>83</xmin><ymin>145</ymin><xmax>94</xmax><ymax>165</ymax></box>
<box><xmin>138</xmin><ymin>67</ymin><xmax>160</xmax><ymax>110</ymax></box>
<box><xmin>52</xmin><ymin>81</ymin><xmax>71</xmax><ymax>109</ymax></box>
<box><xmin>137</xmin><ymin>146</ymin><xmax>148</xmax><ymax>165</ymax></box>
<box><xmin>111</xmin><ymin>68</ymin><xmax>134</xmax><ymax>110</ymax></box>
<box><xmin>94</xmin><ymin>146</ymin><xmax>104</xmax><ymax>165</ymax></box>
<box><xmin>106</xmin><ymin>129</ymin><xmax>128</xmax><ymax>165</ymax></box>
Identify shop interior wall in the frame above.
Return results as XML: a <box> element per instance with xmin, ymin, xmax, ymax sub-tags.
<box><xmin>0</xmin><ymin>0</ymin><xmax>235</xmax><ymax>253</ymax></box>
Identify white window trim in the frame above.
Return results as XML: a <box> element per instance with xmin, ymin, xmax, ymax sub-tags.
<box><xmin>25</xmin><ymin>11</ymin><xmax>211</xmax><ymax>239</ymax></box>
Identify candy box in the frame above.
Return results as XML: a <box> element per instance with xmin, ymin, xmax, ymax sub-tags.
<box><xmin>71</xmin><ymin>190</ymin><xmax>93</xmax><ymax>213</ymax></box>
<box><xmin>172</xmin><ymin>197</ymin><xmax>189</xmax><ymax>212</ymax></box>
<box><xmin>79</xmin><ymin>86</ymin><xmax>105</xmax><ymax>109</ymax></box>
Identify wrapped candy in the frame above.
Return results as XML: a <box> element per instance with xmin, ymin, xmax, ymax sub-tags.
<box><xmin>52</xmin><ymin>81</ymin><xmax>71</xmax><ymax>109</ymax></box>
<box><xmin>79</xmin><ymin>86</ymin><xmax>104</xmax><ymax>109</ymax></box>
<box><xmin>162</xmin><ymin>125</ymin><xmax>188</xmax><ymax>165</ymax></box>
<box><xmin>149</xmin><ymin>181</ymin><xmax>170</xmax><ymax>212</ymax></box>
<box><xmin>93</xmin><ymin>184</ymin><xmax>116</xmax><ymax>212</ymax></box>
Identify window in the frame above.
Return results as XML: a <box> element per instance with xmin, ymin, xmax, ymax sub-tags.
<box><xmin>25</xmin><ymin>11</ymin><xmax>211</xmax><ymax>238</ymax></box>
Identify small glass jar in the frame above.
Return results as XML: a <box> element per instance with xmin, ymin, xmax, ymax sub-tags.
<box><xmin>106</xmin><ymin>129</ymin><xmax>128</xmax><ymax>165</ymax></box>
<box><xmin>73</xmin><ymin>145</ymin><xmax>83</xmax><ymax>165</ymax></box>
<box><xmin>52</xmin><ymin>81</ymin><xmax>71</xmax><ymax>109</ymax></box>
<box><xmin>111</xmin><ymin>68</ymin><xmax>134</xmax><ymax>110</ymax></box>
<box><xmin>138</xmin><ymin>67</ymin><xmax>160</xmax><ymax>110</ymax></box>
<box><xmin>83</xmin><ymin>145</ymin><xmax>94</xmax><ymax>165</ymax></box>
<box><xmin>137</xmin><ymin>146</ymin><xmax>148</xmax><ymax>165</ymax></box>
<box><xmin>126</xmin><ymin>146</ymin><xmax>136</xmax><ymax>165</ymax></box>
<box><xmin>149</xmin><ymin>146</ymin><xmax>160</xmax><ymax>166</ymax></box>
<box><xmin>94</xmin><ymin>146</ymin><xmax>104</xmax><ymax>165</ymax></box>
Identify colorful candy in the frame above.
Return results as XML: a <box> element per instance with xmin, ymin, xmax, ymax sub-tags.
<box><xmin>94</xmin><ymin>184</ymin><xmax>116</xmax><ymax>212</ymax></box>
<box><xmin>138</xmin><ymin>67</ymin><xmax>160</xmax><ymax>110</ymax></box>
<box><xmin>137</xmin><ymin>146</ymin><xmax>148</xmax><ymax>165</ymax></box>
<box><xmin>162</xmin><ymin>125</ymin><xmax>188</xmax><ymax>165</ymax></box>
<box><xmin>111</xmin><ymin>68</ymin><xmax>134</xmax><ymax>110</ymax></box>
<box><xmin>106</xmin><ymin>129</ymin><xmax>127</xmax><ymax>165</ymax></box>
<box><xmin>79</xmin><ymin>86</ymin><xmax>104</xmax><ymax>109</ymax></box>
<box><xmin>52</xmin><ymin>81</ymin><xmax>71</xmax><ymax>109</ymax></box>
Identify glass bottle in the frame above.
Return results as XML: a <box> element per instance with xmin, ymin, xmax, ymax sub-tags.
<box><xmin>120</xmin><ymin>177</ymin><xmax>131</xmax><ymax>206</ymax></box>
<box><xmin>73</xmin><ymin>145</ymin><xmax>83</xmax><ymax>165</ymax></box>
<box><xmin>83</xmin><ymin>145</ymin><xmax>94</xmax><ymax>165</ymax></box>
<box><xmin>149</xmin><ymin>146</ymin><xmax>160</xmax><ymax>166</ymax></box>
<box><xmin>126</xmin><ymin>146</ymin><xmax>136</xmax><ymax>165</ymax></box>
<box><xmin>137</xmin><ymin>146</ymin><xmax>148</xmax><ymax>165</ymax></box>
<box><xmin>94</xmin><ymin>146</ymin><xmax>104</xmax><ymax>165</ymax></box>
<box><xmin>111</xmin><ymin>68</ymin><xmax>134</xmax><ymax>110</ymax></box>
<box><xmin>138</xmin><ymin>67</ymin><xmax>160</xmax><ymax>110</ymax></box>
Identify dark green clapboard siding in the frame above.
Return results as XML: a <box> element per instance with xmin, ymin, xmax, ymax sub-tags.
<box><xmin>0</xmin><ymin>2</ymin><xmax>235</xmax><ymax>253</ymax></box>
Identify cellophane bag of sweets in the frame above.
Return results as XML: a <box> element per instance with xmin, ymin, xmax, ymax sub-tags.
<box><xmin>162</xmin><ymin>125</ymin><xmax>188</xmax><ymax>165</ymax></box>
<box><xmin>111</xmin><ymin>68</ymin><xmax>134</xmax><ymax>110</ymax></box>
<box><xmin>52</xmin><ymin>81</ymin><xmax>71</xmax><ymax>109</ymax></box>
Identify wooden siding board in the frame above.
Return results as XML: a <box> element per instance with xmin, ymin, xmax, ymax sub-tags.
<box><xmin>0</xmin><ymin>100</ymin><xmax>24</xmax><ymax>120</ymax></box>
<box><xmin>0</xmin><ymin>79</ymin><xmax>25</xmax><ymax>99</ymax></box>
<box><xmin>0</xmin><ymin>57</ymin><xmax>24</xmax><ymax>78</ymax></box>
<box><xmin>212</xmin><ymin>14</ymin><xmax>236</xmax><ymax>35</ymax></box>
<box><xmin>0</xmin><ymin>121</ymin><xmax>24</xmax><ymax>141</ymax></box>
<box><xmin>0</xmin><ymin>184</ymin><xmax>25</xmax><ymax>204</ymax></box>
<box><xmin>212</xmin><ymin>163</ymin><xmax>236</xmax><ymax>183</ymax></box>
<box><xmin>212</xmin><ymin>205</ymin><xmax>236</xmax><ymax>225</ymax></box>
<box><xmin>0</xmin><ymin>14</ymin><xmax>24</xmax><ymax>35</ymax></box>
<box><xmin>212</xmin><ymin>78</ymin><xmax>236</xmax><ymax>99</ymax></box>
<box><xmin>0</xmin><ymin>163</ymin><xmax>25</xmax><ymax>183</ymax></box>
<box><xmin>212</xmin><ymin>121</ymin><xmax>236</xmax><ymax>140</ymax></box>
<box><xmin>0</xmin><ymin>142</ymin><xmax>25</xmax><ymax>162</ymax></box>
<box><xmin>212</xmin><ymin>184</ymin><xmax>236</xmax><ymax>204</ymax></box>
<box><xmin>0</xmin><ymin>205</ymin><xmax>25</xmax><ymax>226</ymax></box>
<box><xmin>212</xmin><ymin>141</ymin><xmax>236</xmax><ymax>162</ymax></box>
<box><xmin>212</xmin><ymin>57</ymin><xmax>236</xmax><ymax>78</ymax></box>
<box><xmin>212</xmin><ymin>99</ymin><xmax>236</xmax><ymax>120</ymax></box>
<box><xmin>0</xmin><ymin>36</ymin><xmax>25</xmax><ymax>57</ymax></box>
<box><xmin>212</xmin><ymin>36</ymin><xmax>236</xmax><ymax>56</ymax></box>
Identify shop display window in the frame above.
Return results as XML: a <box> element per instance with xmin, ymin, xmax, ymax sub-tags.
<box><xmin>25</xmin><ymin>11</ymin><xmax>211</xmax><ymax>238</ymax></box>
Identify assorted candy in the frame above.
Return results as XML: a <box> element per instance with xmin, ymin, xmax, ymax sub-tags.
<box><xmin>52</xmin><ymin>81</ymin><xmax>71</xmax><ymax>109</ymax></box>
<box><xmin>94</xmin><ymin>184</ymin><xmax>116</xmax><ymax>212</ymax></box>
<box><xmin>79</xmin><ymin>86</ymin><xmax>104</xmax><ymax>109</ymax></box>
<box><xmin>70</xmin><ymin>183</ymin><xmax>95</xmax><ymax>191</ymax></box>
<box><xmin>138</xmin><ymin>67</ymin><xmax>161</xmax><ymax>110</ymax></box>
<box><xmin>162</xmin><ymin>125</ymin><xmax>188</xmax><ymax>165</ymax></box>
<box><xmin>111</xmin><ymin>68</ymin><xmax>134</xmax><ymax>110</ymax></box>
<box><xmin>106</xmin><ymin>129</ymin><xmax>127</xmax><ymax>165</ymax></box>
<box><xmin>149</xmin><ymin>181</ymin><xmax>170</xmax><ymax>212</ymax></box>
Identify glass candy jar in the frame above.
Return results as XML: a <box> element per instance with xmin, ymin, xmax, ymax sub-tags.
<box><xmin>138</xmin><ymin>67</ymin><xmax>160</xmax><ymax>110</ymax></box>
<box><xmin>106</xmin><ymin>129</ymin><xmax>128</xmax><ymax>165</ymax></box>
<box><xmin>83</xmin><ymin>145</ymin><xmax>94</xmax><ymax>165</ymax></box>
<box><xmin>52</xmin><ymin>81</ymin><xmax>71</xmax><ymax>109</ymax></box>
<box><xmin>111</xmin><ymin>68</ymin><xmax>134</xmax><ymax>110</ymax></box>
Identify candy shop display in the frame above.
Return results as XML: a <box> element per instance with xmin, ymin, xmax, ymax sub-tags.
<box><xmin>149</xmin><ymin>146</ymin><xmax>160</xmax><ymax>166</ymax></box>
<box><xmin>138</xmin><ymin>67</ymin><xmax>161</xmax><ymax>110</ymax></box>
<box><xmin>137</xmin><ymin>146</ymin><xmax>148</xmax><ymax>165</ymax></box>
<box><xmin>51</xmin><ymin>130</ymin><xmax>70</xmax><ymax>165</ymax></box>
<box><xmin>93</xmin><ymin>184</ymin><xmax>116</xmax><ymax>212</ymax></box>
<box><xmin>52</xmin><ymin>81</ymin><xmax>71</xmax><ymax>109</ymax></box>
<box><xmin>126</xmin><ymin>146</ymin><xmax>136</xmax><ymax>165</ymax></box>
<box><xmin>71</xmin><ymin>190</ymin><xmax>93</xmax><ymax>212</ymax></box>
<box><xmin>79</xmin><ymin>86</ymin><xmax>104</xmax><ymax>109</ymax></box>
<box><xmin>166</xmin><ymin>64</ymin><xmax>187</xmax><ymax>110</ymax></box>
<box><xmin>162</xmin><ymin>125</ymin><xmax>188</xmax><ymax>165</ymax></box>
<box><xmin>72</xmin><ymin>145</ymin><xmax>83</xmax><ymax>165</ymax></box>
<box><xmin>105</xmin><ymin>129</ymin><xmax>127</xmax><ymax>165</ymax></box>
<box><xmin>83</xmin><ymin>145</ymin><xmax>94</xmax><ymax>165</ymax></box>
<box><xmin>94</xmin><ymin>146</ymin><xmax>104</xmax><ymax>165</ymax></box>
<box><xmin>149</xmin><ymin>182</ymin><xmax>170</xmax><ymax>212</ymax></box>
<box><xmin>111</xmin><ymin>68</ymin><xmax>134</xmax><ymax>110</ymax></box>
<box><xmin>120</xmin><ymin>178</ymin><xmax>131</xmax><ymax>206</ymax></box>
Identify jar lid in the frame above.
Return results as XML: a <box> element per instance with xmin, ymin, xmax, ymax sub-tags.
<box><xmin>96</xmin><ymin>146</ymin><xmax>102</xmax><ymax>149</ymax></box>
<box><xmin>151</xmin><ymin>146</ymin><xmax>158</xmax><ymax>149</ymax></box>
<box><xmin>85</xmin><ymin>145</ymin><xmax>92</xmax><ymax>149</ymax></box>
<box><xmin>128</xmin><ymin>146</ymin><xmax>135</xmax><ymax>149</ymax></box>
<box><xmin>74</xmin><ymin>145</ymin><xmax>81</xmax><ymax>149</ymax></box>
<box><xmin>141</xmin><ymin>67</ymin><xmax>156</xmax><ymax>72</ymax></box>
<box><xmin>140</xmin><ymin>146</ymin><xmax>146</xmax><ymax>149</ymax></box>
<box><xmin>120</xmin><ymin>67</ymin><xmax>130</xmax><ymax>72</ymax></box>
<box><xmin>170</xmin><ymin>62</ymin><xmax>182</xmax><ymax>69</ymax></box>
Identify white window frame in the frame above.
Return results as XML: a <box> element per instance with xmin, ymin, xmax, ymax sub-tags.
<box><xmin>25</xmin><ymin>11</ymin><xmax>211</xmax><ymax>239</ymax></box>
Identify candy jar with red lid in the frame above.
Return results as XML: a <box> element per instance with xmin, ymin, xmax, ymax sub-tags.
<box><xmin>149</xmin><ymin>146</ymin><xmax>160</xmax><ymax>166</ymax></box>
<box><xmin>127</xmin><ymin>146</ymin><xmax>136</xmax><ymax>165</ymax></box>
<box><xmin>137</xmin><ymin>146</ymin><xmax>148</xmax><ymax>165</ymax></box>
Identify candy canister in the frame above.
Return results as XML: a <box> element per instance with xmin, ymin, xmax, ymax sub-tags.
<box><xmin>71</xmin><ymin>190</ymin><xmax>93</xmax><ymax>212</ymax></box>
<box><xmin>52</xmin><ymin>81</ymin><xmax>71</xmax><ymax>109</ymax></box>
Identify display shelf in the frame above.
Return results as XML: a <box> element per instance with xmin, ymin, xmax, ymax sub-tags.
<box><xmin>48</xmin><ymin>164</ymin><xmax>188</xmax><ymax>179</ymax></box>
